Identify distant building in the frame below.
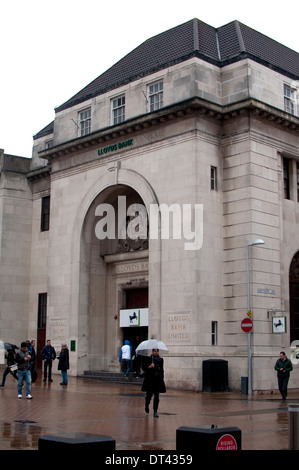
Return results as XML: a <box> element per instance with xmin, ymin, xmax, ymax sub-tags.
<box><xmin>1</xmin><ymin>19</ymin><xmax>299</xmax><ymax>391</ymax></box>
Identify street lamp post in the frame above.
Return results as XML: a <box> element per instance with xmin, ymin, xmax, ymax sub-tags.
<box><xmin>246</xmin><ymin>238</ymin><xmax>265</xmax><ymax>396</ymax></box>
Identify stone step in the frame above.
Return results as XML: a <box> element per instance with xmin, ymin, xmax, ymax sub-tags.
<box><xmin>81</xmin><ymin>371</ymin><xmax>143</xmax><ymax>385</ymax></box>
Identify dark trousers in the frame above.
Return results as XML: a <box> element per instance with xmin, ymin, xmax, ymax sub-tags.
<box><xmin>1</xmin><ymin>367</ymin><xmax>18</xmax><ymax>386</ymax></box>
<box><xmin>278</xmin><ymin>375</ymin><xmax>289</xmax><ymax>399</ymax></box>
<box><xmin>145</xmin><ymin>391</ymin><xmax>160</xmax><ymax>411</ymax></box>
<box><xmin>122</xmin><ymin>359</ymin><xmax>131</xmax><ymax>377</ymax></box>
<box><xmin>43</xmin><ymin>360</ymin><xmax>53</xmax><ymax>380</ymax></box>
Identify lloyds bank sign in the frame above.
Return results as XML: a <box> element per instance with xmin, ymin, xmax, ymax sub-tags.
<box><xmin>98</xmin><ymin>138</ymin><xmax>133</xmax><ymax>156</ymax></box>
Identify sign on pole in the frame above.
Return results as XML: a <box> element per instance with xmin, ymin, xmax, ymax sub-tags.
<box><xmin>241</xmin><ymin>318</ymin><xmax>253</xmax><ymax>333</ymax></box>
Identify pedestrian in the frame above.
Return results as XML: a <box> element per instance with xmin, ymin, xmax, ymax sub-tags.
<box><xmin>141</xmin><ymin>348</ymin><xmax>166</xmax><ymax>417</ymax></box>
<box><xmin>41</xmin><ymin>339</ymin><xmax>56</xmax><ymax>382</ymax></box>
<box><xmin>274</xmin><ymin>351</ymin><xmax>293</xmax><ymax>401</ymax></box>
<box><xmin>119</xmin><ymin>340</ymin><xmax>132</xmax><ymax>380</ymax></box>
<box><xmin>58</xmin><ymin>343</ymin><xmax>69</xmax><ymax>385</ymax></box>
<box><xmin>15</xmin><ymin>342</ymin><xmax>33</xmax><ymax>399</ymax></box>
<box><xmin>132</xmin><ymin>335</ymin><xmax>141</xmax><ymax>378</ymax></box>
<box><xmin>28</xmin><ymin>340</ymin><xmax>37</xmax><ymax>382</ymax></box>
<box><xmin>0</xmin><ymin>348</ymin><xmax>18</xmax><ymax>388</ymax></box>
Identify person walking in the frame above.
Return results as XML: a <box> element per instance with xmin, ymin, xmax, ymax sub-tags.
<box><xmin>58</xmin><ymin>343</ymin><xmax>69</xmax><ymax>385</ymax></box>
<box><xmin>28</xmin><ymin>340</ymin><xmax>37</xmax><ymax>382</ymax></box>
<box><xmin>274</xmin><ymin>351</ymin><xmax>293</xmax><ymax>401</ymax></box>
<box><xmin>41</xmin><ymin>339</ymin><xmax>56</xmax><ymax>382</ymax></box>
<box><xmin>132</xmin><ymin>335</ymin><xmax>142</xmax><ymax>378</ymax></box>
<box><xmin>15</xmin><ymin>342</ymin><xmax>33</xmax><ymax>399</ymax></box>
<box><xmin>0</xmin><ymin>348</ymin><xmax>18</xmax><ymax>388</ymax></box>
<box><xmin>141</xmin><ymin>348</ymin><xmax>166</xmax><ymax>417</ymax></box>
<box><xmin>119</xmin><ymin>340</ymin><xmax>132</xmax><ymax>380</ymax></box>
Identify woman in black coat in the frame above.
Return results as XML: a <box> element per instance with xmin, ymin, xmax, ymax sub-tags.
<box><xmin>58</xmin><ymin>344</ymin><xmax>69</xmax><ymax>385</ymax></box>
<box><xmin>141</xmin><ymin>349</ymin><xmax>166</xmax><ymax>417</ymax></box>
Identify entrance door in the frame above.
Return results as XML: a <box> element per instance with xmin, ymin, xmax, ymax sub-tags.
<box><xmin>126</xmin><ymin>288</ymin><xmax>148</xmax><ymax>309</ymax></box>
<box><xmin>36</xmin><ymin>293</ymin><xmax>47</xmax><ymax>369</ymax></box>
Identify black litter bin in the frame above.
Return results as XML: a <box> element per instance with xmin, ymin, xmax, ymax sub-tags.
<box><xmin>202</xmin><ymin>359</ymin><xmax>228</xmax><ymax>392</ymax></box>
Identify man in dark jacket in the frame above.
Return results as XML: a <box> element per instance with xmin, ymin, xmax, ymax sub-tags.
<box><xmin>41</xmin><ymin>339</ymin><xmax>56</xmax><ymax>382</ymax></box>
<box><xmin>15</xmin><ymin>342</ymin><xmax>33</xmax><ymax>399</ymax></box>
<box><xmin>274</xmin><ymin>351</ymin><xmax>293</xmax><ymax>400</ymax></box>
<box><xmin>141</xmin><ymin>349</ymin><xmax>166</xmax><ymax>417</ymax></box>
<box><xmin>58</xmin><ymin>343</ymin><xmax>69</xmax><ymax>385</ymax></box>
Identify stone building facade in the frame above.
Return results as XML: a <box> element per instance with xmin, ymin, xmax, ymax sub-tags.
<box><xmin>1</xmin><ymin>19</ymin><xmax>298</xmax><ymax>391</ymax></box>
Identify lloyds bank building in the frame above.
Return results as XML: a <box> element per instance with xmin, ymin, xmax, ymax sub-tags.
<box><xmin>1</xmin><ymin>18</ymin><xmax>299</xmax><ymax>393</ymax></box>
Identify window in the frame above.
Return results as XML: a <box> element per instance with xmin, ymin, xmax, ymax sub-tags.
<box><xmin>38</xmin><ymin>293</ymin><xmax>47</xmax><ymax>329</ymax></box>
<box><xmin>79</xmin><ymin>108</ymin><xmax>91</xmax><ymax>136</ymax></box>
<box><xmin>211</xmin><ymin>166</ymin><xmax>217</xmax><ymax>190</ymax></box>
<box><xmin>211</xmin><ymin>321</ymin><xmax>218</xmax><ymax>346</ymax></box>
<box><xmin>284</xmin><ymin>84</ymin><xmax>296</xmax><ymax>115</ymax></box>
<box><xmin>297</xmin><ymin>162</ymin><xmax>299</xmax><ymax>203</ymax></box>
<box><xmin>41</xmin><ymin>195</ymin><xmax>50</xmax><ymax>231</ymax></box>
<box><xmin>45</xmin><ymin>140</ymin><xmax>53</xmax><ymax>149</ymax></box>
<box><xmin>111</xmin><ymin>95</ymin><xmax>125</xmax><ymax>124</ymax></box>
<box><xmin>283</xmin><ymin>158</ymin><xmax>290</xmax><ymax>200</ymax></box>
<box><xmin>148</xmin><ymin>81</ymin><xmax>163</xmax><ymax>112</ymax></box>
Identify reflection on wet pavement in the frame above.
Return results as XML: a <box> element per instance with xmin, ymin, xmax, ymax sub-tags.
<box><xmin>0</xmin><ymin>421</ymin><xmax>43</xmax><ymax>450</ymax></box>
<box><xmin>0</xmin><ymin>370</ymin><xmax>296</xmax><ymax>450</ymax></box>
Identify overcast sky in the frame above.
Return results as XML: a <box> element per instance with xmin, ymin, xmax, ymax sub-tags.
<box><xmin>1</xmin><ymin>0</ymin><xmax>298</xmax><ymax>158</ymax></box>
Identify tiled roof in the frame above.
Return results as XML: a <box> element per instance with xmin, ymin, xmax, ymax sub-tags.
<box><xmin>54</xmin><ymin>19</ymin><xmax>298</xmax><ymax>114</ymax></box>
<box><xmin>33</xmin><ymin>121</ymin><xmax>54</xmax><ymax>140</ymax></box>
<box><xmin>220</xmin><ymin>21</ymin><xmax>298</xmax><ymax>76</ymax></box>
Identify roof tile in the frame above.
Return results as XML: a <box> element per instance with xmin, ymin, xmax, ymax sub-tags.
<box><xmin>47</xmin><ymin>19</ymin><xmax>298</xmax><ymax>116</ymax></box>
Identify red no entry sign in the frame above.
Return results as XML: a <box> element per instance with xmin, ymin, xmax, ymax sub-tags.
<box><xmin>241</xmin><ymin>317</ymin><xmax>253</xmax><ymax>333</ymax></box>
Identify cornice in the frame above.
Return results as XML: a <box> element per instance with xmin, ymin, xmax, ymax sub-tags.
<box><xmin>38</xmin><ymin>97</ymin><xmax>299</xmax><ymax>162</ymax></box>
<box><xmin>26</xmin><ymin>164</ymin><xmax>52</xmax><ymax>181</ymax></box>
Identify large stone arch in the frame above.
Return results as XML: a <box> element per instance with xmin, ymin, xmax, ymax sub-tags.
<box><xmin>70</xmin><ymin>166</ymin><xmax>161</xmax><ymax>374</ymax></box>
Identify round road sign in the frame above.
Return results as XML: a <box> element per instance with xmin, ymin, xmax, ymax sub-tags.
<box><xmin>241</xmin><ymin>317</ymin><xmax>253</xmax><ymax>333</ymax></box>
<box><xmin>216</xmin><ymin>433</ymin><xmax>238</xmax><ymax>450</ymax></box>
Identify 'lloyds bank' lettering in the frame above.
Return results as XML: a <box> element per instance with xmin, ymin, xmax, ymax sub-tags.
<box><xmin>98</xmin><ymin>139</ymin><xmax>133</xmax><ymax>156</ymax></box>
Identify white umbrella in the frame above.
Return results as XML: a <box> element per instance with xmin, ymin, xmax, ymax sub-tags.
<box><xmin>135</xmin><ymin>339</ymin><xmax>169</xmax><ymax>356</ymax></box>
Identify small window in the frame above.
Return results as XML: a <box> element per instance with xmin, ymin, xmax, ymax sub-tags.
<box><xmin>211</xmin><ymin>166</ymin><xmax>217</xmax><ymax>190</ymax></box>
<box><xmin>283</xmin><ymin>158</ymin><xmax>290</xmax><ymax>200</ymax></box>
<box><xmin>148</xmin><ymin>81</ymin><xmax>163</xmax><ymax>112</ymax></box>
<box><xmin>111</xmin><ymin>95</ymin><xmax>125</xmax><ymax>125</ymax></box>
<box><xmin>211</xmin><ymin>321</ymin><xmax>218</xmax><ymax>346</ymax></box>
<box><xmin>79</xmin><ymin>108</ymin><xmax>91</xmax><ymax>136</ymax></box>
<box><xmin>41</xmin><ymin>196</ymin><xmax>50</xmax><ymax>232</ymax></box>
<box><xmin>284</xmin><ymin>84</ymin><xmax>296</xmax><ymax>115</ymax></box>
<box><xmin>38</xmin><ymin>293</ymin><xmax>47</xmax><ymax>329</ymax></box>
<box><xmin>45</xmin><ymin>140</ymin><xmax>53</xmax><ymax>149</ymax></box>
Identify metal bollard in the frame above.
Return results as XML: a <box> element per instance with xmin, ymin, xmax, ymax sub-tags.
<box><xmin>288</xmin><ymin>403</ymin><xmax>299</xmax><ymax>450</ymax></box>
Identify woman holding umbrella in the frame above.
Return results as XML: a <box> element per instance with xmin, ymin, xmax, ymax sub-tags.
<box><xmin>141</xmin><ymin>348</ymin><xmax>166</xmax><ymax>418</ymax></box>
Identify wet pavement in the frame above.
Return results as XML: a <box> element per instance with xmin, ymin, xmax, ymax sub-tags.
<box><xmin>0</xmin><ymin>369</ymin><xmax>297</xmax><ymax>451</ymax></box>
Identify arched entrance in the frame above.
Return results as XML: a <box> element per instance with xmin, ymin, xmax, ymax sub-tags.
<box><xmin>79</xmin><ymin>184</ymin><xmax>149</xmax><ymax>372</ymax></box>
<box><xmin>289</xmin><ymin>251</ymin><xmax>299</xmax><ymax>343</ymax></box>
